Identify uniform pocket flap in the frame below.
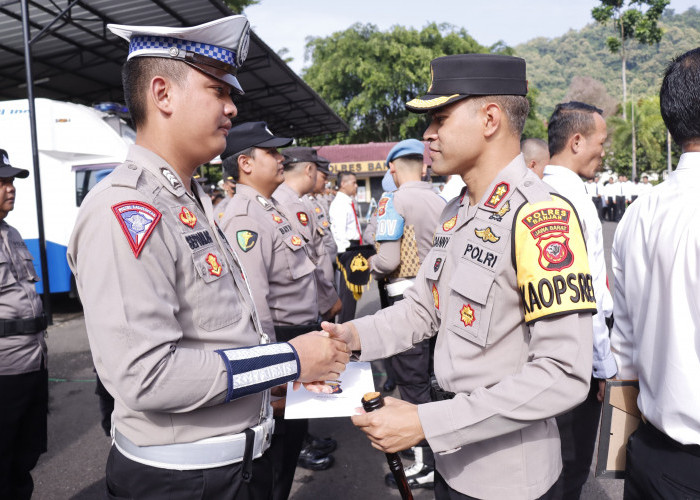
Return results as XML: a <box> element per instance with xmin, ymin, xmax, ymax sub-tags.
<box><xmin>448</xmin><ymin>261</ymin><xmax>494</xmax><ymax>305</ymax></box>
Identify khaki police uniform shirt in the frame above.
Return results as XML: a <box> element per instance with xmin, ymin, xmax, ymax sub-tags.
<box><xmin>370</xmin><ymin>181</ymin><xmax>445</xmax><ymax>279</ymax></box>
<box><xmin>304</xmin><ymin>194</ymin><xmax>337</xmax><ymax>258</ymax></box>
<box><xmin>273</xmin><ymin>183</ymin><xmax>339</xmax><ymax>315</ymax></box>
<box><xmin>0</xmin><ymin>221</ymin><xmax>46</xmax><ymax>376</ymax></box>
<box><xmin>67</xmin><ymin>145</ymin><xmax>266</xmax><ymax>447</ymax></box>
<box><xmin>352</xmin><ymin>155</ymin><xmax>595</xmax><ymax>499</ymax></box>
<box><xmin>221</xmin><ymin>184</ymin><xmax>318</xmax><ymax>339</ymax></box>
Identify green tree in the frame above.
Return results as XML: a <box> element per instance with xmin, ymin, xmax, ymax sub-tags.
<box><xmin>302</xmin><ymin>23</ymin><xmax>493</xmax><ymax>144</ymax></box>
<box><xmin>221</xmin><ymin>0</ymin><xmax>259</xmax><ymax>13</ymax></box>
<box><xmin>592</xmin><ymin>0</ymin><xmax>669</xmax><ymax>120</ymax></box>
<box><xmin>606</xmin><ymin>96</ymin><xmax>669</xmax><ymax>175</ymax></box>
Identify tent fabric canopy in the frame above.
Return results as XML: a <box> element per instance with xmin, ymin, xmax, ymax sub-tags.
<box><xmin>0</xmin><ymin>0</ymin><xmax>347</xmax><ymax>138</ymax></box>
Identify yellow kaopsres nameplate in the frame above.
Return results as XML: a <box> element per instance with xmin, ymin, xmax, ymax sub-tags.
<box><xmin>514</xmin><ymin>194</ymin><xmax>597</xmax><ymax>323</ymax></box>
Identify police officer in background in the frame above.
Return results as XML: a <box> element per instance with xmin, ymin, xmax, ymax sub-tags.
<box><xmin>303</xmin><ymin>157</ymin><xmax>337</xmax><ymax>260</ymax></box>
<box><xmin>278</xmin><ymin>147</ymin><xmax>341</xmax><ymax>322</ymax></box>
<box><xmin>324</xmin><ymin>54</ymin><xmax>595</xmax><ymax>499</ymax></box>
<box><xmin>219</xmin><ymin>122</ymin><xmax>332</xmax><ymax>498</ymax></box>
<box><xmin>369</xmin><ymin>138</ymin><xmax>445</xmax><ymax>489</ymax></box>
<box><xmin>68</xmin><ymin>18</ymin><xmax>348</xmax><ymax>499</ymax></box>
<box><xmin>0</xmin><ymin>150</ymin><xmax>48</xmax><ymax>500</ymax></box>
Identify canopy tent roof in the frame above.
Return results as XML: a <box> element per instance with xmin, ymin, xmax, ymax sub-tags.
<box><xmin>0</xmin><ymin>0</ymin><xmax>347</xmax><ymax>138</ymax></box>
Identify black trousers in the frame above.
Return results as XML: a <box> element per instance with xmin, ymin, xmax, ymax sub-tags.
<box><xmin>615</xmin><ymin>195</ymin><xmax>627</xmax><ymax>221</ymax></box>
<box><xmin>0</xmin><ymin>366</ymin><xmax>48</xmax><ymax>500</ymax></box>
<box><xmin>269</xmin><ymin>418</ymin><xmax>308</xmax><ymax>500</ymax></box>
<box><xmin>336</xmin><ymin>270</ymin><xmax>357</xmax><ymax>323</ymax></box>
<box><xmin>553</xmin><ymin>377</ymin><xmax>602</xmax><ymax>499</ymax></box>
<box><xmin>105</xmin><ymin>446</ymin><xmax>273</xmax><ymax>499</ymax></box>
<box><xmin>624</xmin><ymin>419</ymin><xmax>700</xmax><ymax>499</ymax></box>
<box><xmin>435</xmin><ymin>470</ymin><xmax>560</xmax><ymax>500</ymax></box>
<box><xmin>591</xmin><ymin>197</ymin><xmax>603</xmax><ymax>219</ymax></box>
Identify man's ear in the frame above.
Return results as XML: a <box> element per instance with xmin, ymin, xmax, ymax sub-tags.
<box><xmin>570</xmin><ymin>133</ymin><xmax>584</xmax><ymax>154</ymax></box>
<box><xmin>149</xmin><ymin>76</ymin><xmax>175</xmax><ymax>117</ymax></box>
<box><xmin>238</xmin><ymin>154</ymin><xmax>253</xmax><ymax>176</ymax></box>
<box><xmin>388</xmin><ymin>161</ymin><xmax>397</xmax><ymax>174</ymax></box>
<box><xmin>482</xmin><ymin>102</ymin><xmax>502</xmax><ymax>139</ymax></box>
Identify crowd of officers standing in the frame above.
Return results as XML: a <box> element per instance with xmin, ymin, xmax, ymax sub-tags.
<box><xmin>1</xmin><ymin>10</ymin><xmax>699</xmax><ymax>500</ymax></box>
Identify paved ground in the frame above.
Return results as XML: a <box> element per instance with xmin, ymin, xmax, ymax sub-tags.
<box><xmin>30</xmin><ymin>220</ymin><xmax>624</xmax><ymax>500</ymax></box>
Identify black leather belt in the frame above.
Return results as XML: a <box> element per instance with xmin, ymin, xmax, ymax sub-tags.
<box><xmin>430</xmin><ymin>375</ymin><xmax>456</xmax><ymax>401</ymax></box>
<box><xmin>0</xmin><ymin>314</ymin><xmax>48</xmax><ymax>337</ymax></box>
<box><xmin>273</xmin><ymin>323</ymin><xmax>322</xmax><ymax>343</ymax></box>
<box><xmin>642</xmin><ymin>418</ymin><xmax>700</xmax><ymax>458</ymax></box>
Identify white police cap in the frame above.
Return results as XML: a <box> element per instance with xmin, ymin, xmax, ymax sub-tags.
<box><xmin>108</xmin><ymin>15</ymin><xmax>250</xmax><ymax>95</ymax></box>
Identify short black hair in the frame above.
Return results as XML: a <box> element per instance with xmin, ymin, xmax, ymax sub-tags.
<box><xmin>336</xmin><ymin>171</ymin><xmax>356</xmax><ymax>189</ymax></box>
<box><xmin>122</xmin><ymin>58</ymin><xmax>189</xmax><ymax>130</ymax></box>
<box><xmin>660</xmin><ymin>48</ymin><xmax>700</xmax><ymax>147</ymax></box>
<box><xmin>547</xmin><ymin>101</ymin><xmax>603</xmax><ymax>156</ymax></box>
<box><xmin>471</xmin><ymin>95</ymin><xmax>530</xmax><ymax>137</ymax></box>
<box><xmin>221</xmin><ymin>147</ymin><xmax>255</xmax><ymax>182</ymax></box>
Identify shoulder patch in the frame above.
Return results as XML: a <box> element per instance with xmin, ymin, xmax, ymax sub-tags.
<box><xmin>513</xmin><ymin>195</ymin><xmax>597</xmax><ymax>323</ymax></box>
<box><xmin>376</xmin><ymin>193</ymin><xmax>405</xmax><ymax>242</ymax></box>
<box><xmin>236</xmin><ymin>230</ymin><xmax>258</xmax><ymax>252</ymax></box>
<box><xmin>112</xmin><ymin>201</ymin><xmax>162</xmax><ymax>258</ymax></box>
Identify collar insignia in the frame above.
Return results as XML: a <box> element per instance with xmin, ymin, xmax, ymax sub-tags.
<box><xmin>484</xmin><ymin>182</ymin><xmax>510</xmax><ymax>209</ymax></box>
<box><xmin>160</xmin><ymin>168</ymin><xmax>181</xmax><ymax>190</ymax></box>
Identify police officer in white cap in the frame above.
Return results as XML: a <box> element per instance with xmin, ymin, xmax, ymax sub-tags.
<box><xmin>0</xmin><ymin>150</ymin><xmax>48</xmax><ymax>500</ymax></box>
<box><xmin>67</xmin><ymin>16</ymin><xmax>348</xmax><ymax>499</ymax></box>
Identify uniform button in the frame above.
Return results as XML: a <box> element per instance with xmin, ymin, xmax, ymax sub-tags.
<box><xmin>169</xmin><ymin>47</ymin><xmax>179</xmax><ymax>57</ymax></box>
<box><xmin>524</xmin><ymin>180</ymin><xmax>533</xmax><ymax>187</ymax></box>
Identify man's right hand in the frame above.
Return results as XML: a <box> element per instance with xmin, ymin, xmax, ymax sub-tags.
<box><xmin>288</xmin><ymin>331</ymin><xmax>349</xmax><ymax>383</ymax></box>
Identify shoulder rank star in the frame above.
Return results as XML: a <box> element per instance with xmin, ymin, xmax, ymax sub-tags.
<box><xmin>475</xmin><ymin>227</ymin><xmax>500</xmax><ymax>243</ymax></box>
<box><xmin>484</xmin><ymin>182</ymin><xmax>510</xmax><ymax>208</ymax></box>
<box><xmin>489</xmin><ymin>201</ymin><xmax>510</xmax><ymax>222</ymax></box>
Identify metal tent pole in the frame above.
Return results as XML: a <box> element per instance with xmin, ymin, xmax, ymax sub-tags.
<box><xmin>21</xmin><ymin>0</ymin><xmax>52</xmax><ymax>323</ymax></box>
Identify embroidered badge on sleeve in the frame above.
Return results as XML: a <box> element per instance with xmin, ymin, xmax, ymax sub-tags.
<box><xmin>112</xmin><ymin>201</ymin><xmax>162</xmax><ymax>258</ymax></box>
<box><xmin>236</xmin><ymin>230</ymin><xmax>258</xmax><ymax>252</ymax></box>
<box><xmin>513</xmin><ymin>194</ymin><xmax>597</xmax><ymax>323</ymax></box>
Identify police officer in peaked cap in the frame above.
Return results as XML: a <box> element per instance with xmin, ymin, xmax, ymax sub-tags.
<box><xmin>67</xmin><ymin>17</ymin><xmax>348</xmax><ymax>499</ymax></box>
<box><xmin>324</xmin><ymin>53</ymin><xmax>596</xmax><ymax>500</ymax></box>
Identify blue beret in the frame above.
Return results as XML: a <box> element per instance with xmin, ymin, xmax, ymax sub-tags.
<box><xmin>386</xmin><ymin>139</ymin><xmax>425</xmax><ymax>164</ymax></box>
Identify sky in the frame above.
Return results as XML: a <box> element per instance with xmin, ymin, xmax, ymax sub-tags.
<box><xmin>244</xmin><ymin>0</ymin><xmax>700</xmax><ymax>75</ymax></box>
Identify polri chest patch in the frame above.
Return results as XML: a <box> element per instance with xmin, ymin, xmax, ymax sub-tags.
<box><xmin>112</xmin><ymin>201</ymin><xmax>162</xmax><ymax>258</ymax></box>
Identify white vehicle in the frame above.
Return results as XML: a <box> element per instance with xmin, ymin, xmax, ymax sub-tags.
<box><xmin>1</xmin><ymin>98</ymin><xmax>135</xmax><ymax>294</ymax></box>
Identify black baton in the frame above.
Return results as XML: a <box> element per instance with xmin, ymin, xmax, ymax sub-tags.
<box><xmin>361</xmin><ymin>392</ymin><xmax>414</xmax><ymax>500</ymax></box>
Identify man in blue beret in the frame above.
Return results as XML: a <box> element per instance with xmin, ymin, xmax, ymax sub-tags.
<box><xmin>369</xmin><ymin>138</ymin><xmax>445</xmax><ymax>489</ymax></box>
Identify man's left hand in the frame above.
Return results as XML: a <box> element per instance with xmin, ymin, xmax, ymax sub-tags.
<box><xmin>351</xmin><ymin>397</ymin><xmax>424</xmax><ymax>453</ymax></box>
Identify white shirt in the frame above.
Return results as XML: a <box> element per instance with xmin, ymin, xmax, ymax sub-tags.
<box><xmin>329</xmin><ymin>191</ymin><xmax>360</xmax><ymax>253</ymax></box>
<box><xmin>543</xmin><ymin>165</ymin><xmax>617</xmax><ymax>378</ymax></box>
<box><xmin>611</xmin><ymin>152</ymin><xmax>700</xmax><ymax>445</ymax></box>
<box><xmin>602</xmin><ymin>181</ymin><xmax>621</xmax><ymax>199</ymax></box>
<box><xmin>635</xmin><ymin>181</ymin><xmax>653</xmax><ymax>197</ymax></box>
<box><xmin>440</xmin><ymin>174</ymin><xmax>466</xmax><ymax>202</ymax></box>
<box><xmin>584</xmin><ymin>181</ymin><xmax>599</xmax><ymax>197</ymax></box>
<box><xmin>620</xmin><ymin>180</ymin><xmax>635</xmax><ymax>201</ymax></box>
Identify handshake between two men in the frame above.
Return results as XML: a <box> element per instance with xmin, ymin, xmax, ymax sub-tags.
<box><xmin>284</xmin><ymin>322</ymin><xmax>425</xmax><ymax>456</ymax></box>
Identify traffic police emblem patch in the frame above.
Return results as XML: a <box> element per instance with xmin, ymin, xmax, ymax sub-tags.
<box><xmin>460</xmin><ymin>304</ymin><xmax>475</xmax><ymax>327</ymax></box>
<box><xmin>432</xmin><ymin>284</ymin><xmax>439</xmax><ymax>310</ymax></box>
<box><xmin>112</xmin><ymin>201</ymin><xmax>162</xmax><ymax>258</ymax></box>
<box><xmin>179</xmin><ymin>207</ymin><xmax>197</xmax><ymax>228</ymax></box>
<box><xmin>297</xmin><ymin>212</ymin><xmax>309</xmax><ymax>226</ymax></box>
<box><xmin>442</xmin><ymin>215</ymin><xmax>457</xmax><ymax>232</ymax></box>
<box><xmin>484</xmin><ymin>182</ymin><xmax>509</xmax><ymax>208</ymax></box>
<box><xmin>236</xmin><ymin>230</ymin><xmax>258</xmax><ymax>252</ymax></box>
<box><xmin>475</xmin><ymin>227</ymin><xmax>500</xmax><ymax>243</ymax></box>
<box><xmin>206</xmin><ymin>253</ymin><xmax>222</xmax><ymax>276</ymax></box>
